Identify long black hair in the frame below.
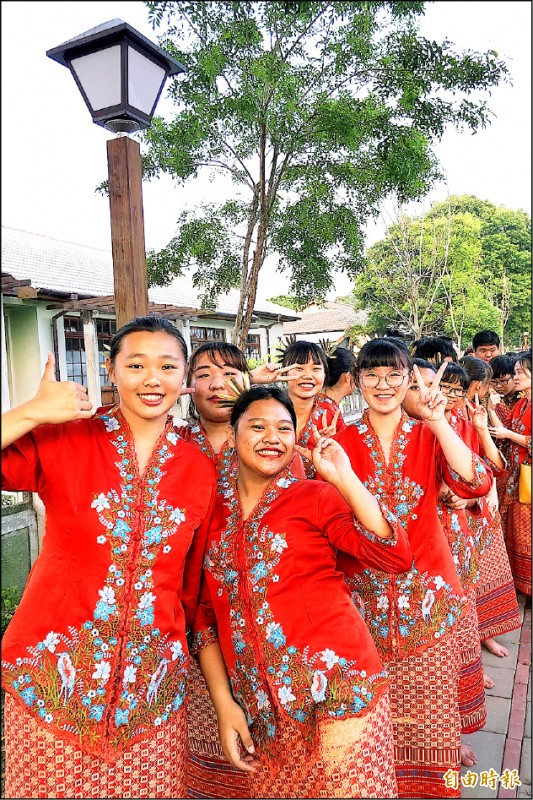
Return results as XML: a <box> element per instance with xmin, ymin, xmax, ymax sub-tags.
<box><xmin>325</xmin><ymin>347</ymin><xmax>357</xmax><ymax>388</ymax></box>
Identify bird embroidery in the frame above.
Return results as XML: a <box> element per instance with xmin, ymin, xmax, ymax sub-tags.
<box><xmin>57</xmin><ymin>652</ymin><xmax>76</xmax><ymax>704</ymax></box>
<box><xmin>146</xmin><ymin>658</ymin><xmax>169</xmax><ymax>707</ymax></box>
<box><xmin>421</xmin><ymin>589</ymin><xmax>435</xmax><ymax>621</ymax></box>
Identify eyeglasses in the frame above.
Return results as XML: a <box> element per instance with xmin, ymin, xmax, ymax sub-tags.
<box><xmin>440</xmin><ymin>384</ymin><xmax>466</xmax><ymax>398</ymax></box>
<box><xmin>491</xmin><ymin>377</ymin><xmax>512</xmax><ymax>386</ymax></box>
<box><xmin>359</xmin><ymin>371</ymin><xmax>407</xmax><ymax>389</ymax></box>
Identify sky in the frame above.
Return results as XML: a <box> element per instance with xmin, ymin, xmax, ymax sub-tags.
<box><xmin>1</xmin><ymin>1</ymin><xmax>531</xmax><ymax>301</ymax></box>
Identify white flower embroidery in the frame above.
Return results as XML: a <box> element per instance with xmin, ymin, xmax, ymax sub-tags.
<box><xmin>357</xmin><ymin>423</ymin><xmax>368</xmax><ymax>433</ymax></box>
<box><xmin>170</xmin><ymin>641</ymin><xmax>183</xmax><ymax>661</ymax></box>
<box><xmin>278</xmin><ymin>685</ymin><xmax>296</xmax><ymax>705</ymax></box>
<box><xmin>397</xmin><ymin>594</ymin><xmax>410</xmax><ymax>610</ymax></box>
<box><xmin>123</xmin><ymin>665</ymin><xmax>137</xmax><ymax>684</ymax></box>
<box><xmin>99</xmin><ymin>586</ymin><xmax>116</xmax><ymax>605</ymax></box>
<box><xmin>433</xmin><ymin>575</ymin><xmax>446</xmax><ymax>591</ymax></box>
<box><xmin>170</xmin><ymin>508</ymin><xmax>186</xmax><ymax>525</ymax></box>
<box><xmin>92</xmin><ymin>661</ymin><xmax>111</xmax><ymax>683</ymax></box>
<box><xmin>166</xmin><ymin>431</ymin><xmax>179</xmax><ymax>446</ymax></box>
<box><xmin>256</xmin><ymin>689</ymin><xmax>271</xmax><ymax>710</ymax></box>
<box><xmin>43</xmin><ymin>631</ymin><xmax>60</xmax><ymax>653</ymax></box>
<box><xmin>377</xmin><ymin>595</ymin><xmax>389</xmax><ymax>610</ymax></box>
<box><xmin>320</xmin><ymin>649</ymin><xmax>339</xmax><ymax>670</ymax></box>
<box><xmin>91</xmin><ymin>494</ymin><xmax>110</xmax><ymax>512</ymax></box>
<box><xmin>103</xmin><ymin>417</ymin><xmax>120</xmax><ymax>432</ymax></box>
<box><xmin>402</xmin><ymin>422</ymin><xmax>412</xmax><ymax>433</ymax></box>
<box><xmin>139</xmin><ymin>592</ymin><xmax>157</xmax><ymax>609</ymax></box>
<box><xmin>270</xmin><ymin>534</ymin><xmax>288</xmax><ymax>554</ymax></box>
<box><xmin>276</xmin><ymin>478</ymin><xmax>291</xmax><ymax>488</ymax></box>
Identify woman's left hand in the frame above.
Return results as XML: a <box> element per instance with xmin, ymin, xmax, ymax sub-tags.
<box><xmin>465</xmin><ymin>393</ymin><xmax>488</xmax><ymax>431</ymax></box>
<box><xmin>412</xmin><ymin>362</ymin><xmax>448</xmax><ymax>422</ymax></box>
<box><xmin>296</xmin><ymin>426</ymin><xmax>351</xmax><ymax>483</ymax></box>
<box><xmin>249</xmin><ymin>362</ymin><xmax>299</xmax><ymax>384</ymax></box>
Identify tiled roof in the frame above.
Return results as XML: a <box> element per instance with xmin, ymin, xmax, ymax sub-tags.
<box><xmin>1</xmin><ymin>227</ymin><xmax>299</xmax><ymax>320</ymax></box>
<box><xmin>283</xmin><ymin>302</ymin><xmax>367</xmax><ymax>334</ymax></box>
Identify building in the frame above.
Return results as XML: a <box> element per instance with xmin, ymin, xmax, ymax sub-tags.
<box><xmin>282</xmin><ymin>301</ymin><xmax>368</xmax><ymax>348</ymax></box>
<box><xmin>1</xmin><ymin>226</ymin><xmax>299</xmax><ymax>413</ymax></box>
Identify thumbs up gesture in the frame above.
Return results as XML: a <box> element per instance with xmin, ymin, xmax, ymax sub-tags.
<box><xmin>31</xmin><ymin>352</ymin><xmax>94</xmax><ymax>424</ymax></box>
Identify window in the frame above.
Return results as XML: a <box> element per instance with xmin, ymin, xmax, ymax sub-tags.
<box><xmin>63</xmin><ymin>316</ymin><xmax>118</xmax><ymax>404</ymax></box>
<box><xmin>243</xmin><ymin>334</ymin><xmax>261</xmax><ymax>361</ymax></box>
<box><xmin>190</xmin><ymin>326</ymin><xmax>226</xmax><ymax>350</ymax></box>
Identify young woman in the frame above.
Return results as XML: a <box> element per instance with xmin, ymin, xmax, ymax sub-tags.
<box><xmin>192</xmin><ymin>385</ymin><xmax>413</xmax><ymax>798</ymax></box>
<box><xmin>281</xmin><ymin>340</ymin><xmax>346</xmax><ymax>477</ymax></box>
<box><xmin>335</xmin><ymin>338</ymin><xmax>493</xmax><ymax>799</ymax></box>
<box><xmin>323</xmin><ymin>346</ymin><xmax>357</xmax><ymax>412</ymax></box>
<box><xmin>1</xmin><ymin>316</ymin><xmax>218</xmax><ymax>799</ymax></box>
<box><xmin>456</xmin><ymin>357</ymin><xmax>522</xmax><ymax>654</ymax></box>
<box><xmin>489</xmin><ymin>350</ymin><xmax>532</xmax><ymax>598</ymax></box>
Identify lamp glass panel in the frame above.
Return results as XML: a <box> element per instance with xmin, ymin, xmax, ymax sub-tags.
<box><xmin>71</xmin><ymin>46</ymin><xmax>121</xmax><ymax>111</ymax></box>
<box><xmin>127</xmin><ymin>46</ymin><xmax>166</xmax><ymax>115</ymax></box>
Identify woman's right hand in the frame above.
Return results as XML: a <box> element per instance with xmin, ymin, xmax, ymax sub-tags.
<box><xmin>218</xmin><ymin>699</ymin><xmax>258</xmax><ymax>773</ymax></box>
<box><xmin>30</xmin><ymin>352</ymin><xmax>93</xmax><ymax>424</ymax></box>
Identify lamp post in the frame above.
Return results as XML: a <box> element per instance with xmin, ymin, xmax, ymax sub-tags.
<box><xmin>46</xmin><ymin>19</ymin><xmax>185</xmax><ymax>328</ymax></box>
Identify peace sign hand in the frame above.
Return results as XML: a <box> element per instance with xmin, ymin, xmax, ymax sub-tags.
<box><xmin>295</xmin><ymin>426</ymin><xmax>351</xmax><ymax>484</ymax></box>
<box><xmin>465</xmin><ymin>393</ymin><xmax>488</xmax><ymax>431</ymax></box>
<box><xmin>249</xmin><ymin>362</ymin><xmax>299</xmax><ymax>384</ymax></box>
<box><xmin>412</xmin><ymin>362</ymin><xmax>447</xmax><ymax>421</ymax></box>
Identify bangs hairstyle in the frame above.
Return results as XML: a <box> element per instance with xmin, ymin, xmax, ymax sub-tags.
<box><xmin>230</xmin><ymin>385</ymin><xmax>297</xmax><ymax>431</ymax></box>
<box><xmin>517</xmin><ymin>349</ymin><xmax>532</xmax><ymax>373</ymax></box>
<box><xmin>187</xmin><ymin>342</ymin><xmax>249</xmax><ymax>386</ymax></box>
<box><xmin>281</xmin><ymin>340</ymin><xmax>329</xmax><ymax>382</ymax></box>
<box><xmin>109</xmin><ymin>315</ymin><xmax>188</xmax><ymax>364</ymax></box>
<box><xmin>442</xmin><ymin>362</ymin><xmax>468</xmax><ymax>390</ymax></box>
<box><xmin>357</xmin><ymin>338</ymin><xmax>413</xmax><ymax>374</ymax></box>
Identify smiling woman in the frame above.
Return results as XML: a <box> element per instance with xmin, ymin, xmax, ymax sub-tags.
<box><xmin>1</xmin><ymin>315</ymin><xmax>217</xmax><ymax>799</ymax></box>
<box><xmin>191</xmin><ymin>385</ymin><xmax>413</xmax><ymax>798</ymax></box>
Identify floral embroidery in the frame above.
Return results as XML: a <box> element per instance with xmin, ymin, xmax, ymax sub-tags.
<box><xmin>202</xmin><ymin>465</ymin><xmax>388</xmax><ymax>750</ymax></box>
<box><xmin>355</xmin><ymin>410</ymin><xmax>464</xmax><ymax>660</ymax></box>
<box><xmin>506</xmin><ymin>399</ymin><xmax>532</xmax><ymax>500</ymax></box>
<box><xmin>1</xmin><ymin>407</ymin><xmax>190</xmax><ymax>755</ymax></box>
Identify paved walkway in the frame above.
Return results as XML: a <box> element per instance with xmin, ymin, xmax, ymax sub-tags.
<box><xmin>461</xmin><ymin>595</ymin><xmax>531</xmax><ymax>799</ymax></box>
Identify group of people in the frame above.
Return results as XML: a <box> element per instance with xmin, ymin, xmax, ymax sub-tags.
<box><xmin>1</xmin><ymin>317</ymin><xmax>530</xmax><ymax>799</ymax></box>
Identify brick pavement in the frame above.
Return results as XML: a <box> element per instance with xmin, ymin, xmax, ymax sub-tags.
<box><xmin>461</xmin><ymin>596</ymin><xmax>531</xmax><ymax>800</ymax></box>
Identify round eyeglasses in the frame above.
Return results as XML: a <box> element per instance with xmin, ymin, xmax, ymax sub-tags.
<box><xmin>359</xmin><ymin>371</ymin><xmax>407</xmax><ymax>389</ymax></box>
<box><xmin>440</xmin><ymin>384</ymin><xmax>466</xmax><ymax>398</ymax></box>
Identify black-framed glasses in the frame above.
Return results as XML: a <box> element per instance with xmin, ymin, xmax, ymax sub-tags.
<box><xmin>359</xmin><ymin>371</ymin><xmax>407</xmax><ymax>389</ymax></box>
<box><xmin>490</xmin><ymin>376</ymin><xmax>512</xmax><ymax>386</ymax></box>
<box><xmin>440</xmin><ymin>384</ymin><xmax>466</xmax><ymax>398</ymax></box>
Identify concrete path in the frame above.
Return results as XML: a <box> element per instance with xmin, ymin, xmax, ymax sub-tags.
<box><xmin>461</xmin><ymin>596</ymin><xmax>531</xmax><ymax>799</ymax></box>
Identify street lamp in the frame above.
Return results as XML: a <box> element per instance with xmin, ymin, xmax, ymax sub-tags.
<box><xmin>46</xmin><ymin>19</ymin><xmax>185</xmax><ymax>327</ymax></box>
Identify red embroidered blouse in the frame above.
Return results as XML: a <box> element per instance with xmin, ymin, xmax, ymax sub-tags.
<box><xmin>497</xmin><ymin>397</ymin><xmax>532</xmax><ymax>505</ymax></box>
<box><xmin>335</xmin><ymin>409</ymin><xmax>493</xmax><ymax>662</ymax></box>
<box><xmin>297</xmin><ymin>393</ymin><xmax>347</xmax><ymax>478</ymax></box>
<box><xmin>192</xmin><ymin>467</ymin><xmax>412</xmax><ymax>751</ymax></box>
<box><xmin>1</xmin><ymin>406</ymin><xmax>217</xmax><ymax>761</ymax></box>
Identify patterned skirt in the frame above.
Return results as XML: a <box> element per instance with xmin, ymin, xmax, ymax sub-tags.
<box><xmin>386</xmin><ymin>634</ymin><xmax>462</xmax><ymax>799</ymax></box>
<box><xmin>475</xmin><ymin>514</ymin><xmax>521</xmax><ymax>639</ymax></box>
<box><xmin>456</xmin><ymin>589</ymin><xmax>486</xmax><ymax>734</ymax></box>
<box><xmin>246</xmin><ymin>692</ymin><xmax>397</xmax><ymax>798</ymax></box>
<box><xmin>186</xmin><ymin>658</ymin><xmax>251</xmax><ymax>798</ymax></box>
<box><xmin>504</xmin><ymin>499</ymin><xmax>532</xmax><ymax>597</ymax></box>
<box><xmin>3</xmin><ymin>692</ymin><xmax>188</xmax><ymax>799</ymax></box>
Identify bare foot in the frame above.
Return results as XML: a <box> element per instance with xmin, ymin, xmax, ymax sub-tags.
<box><xmin>483</xmin><ymin>637</ymin><xmax>509</xmax><ymax>658</ymax></box>
<box><xmin>461</xmin><ymin>741</ymin><xmax>478</xmax><ymax>767</ymax></box>
<box><xmin>484</xmin><ymin>673</ymin><xmax>495</xmax><ymax>689</ymax></box>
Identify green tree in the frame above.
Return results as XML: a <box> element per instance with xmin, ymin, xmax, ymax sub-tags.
<box><xmin>352</xmin><ymin>196</ymin><xmax>531</xmax><ymax>349</ymax></box>
<box><xmin>143</xmin><ymin>1</ymin><xmax>508</xmax><ymax>347</ymax></box>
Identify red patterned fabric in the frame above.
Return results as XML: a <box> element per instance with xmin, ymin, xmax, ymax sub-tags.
<box><xmin>501</xmin><ymin>397</ymin><xmax>532</xmax><ymax>596</ymax></box>
<box><xmin>3</xmin><ymin>692</ymin><xmax>188</xmax><ymax>799</ymax></box>
<box><xmin>387</xmin><ymin>634</ymin><xmax>461</xmax><ymax>799</ymax></box>
<box><xmin>193</xmin><ymin>466</ymin><xmax>412</xmax><ymax>754</ymax></box>
<box><xmin>456</xmin><ymin>590</ymin><xmax>486</xmax><ymax>734</ymax></box>
<box><xmin>475</xmin><ymin>512</ymin><xmax>521</xmax><ymax>639</ymax></box>
<box><xmin>246</xmin><ymin>692</ymin><xmax>398</xmax><ymax>799</ymax></box>
<box><xmin>1</xmin><ymin>405</ymin><xmax>217</xmax><ymax>761</ymax></box>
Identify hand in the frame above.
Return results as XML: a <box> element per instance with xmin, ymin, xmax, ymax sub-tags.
<box><xmin>442</xmin><ymin>491</ymin><xmax>469</xmax><ymax>510</ymax></box>
<box><xmin>249</xmin><ymin>362</ymin><xmax>299</xmax><ymax>384</ymax></box>
<box><xmin>486</xmin><ymin>495</ymin><xmax>499</xmax><ymax>516</ymax></box>
<box><xmin>488</xmin><ymin>424</ymin><xmax>511</xmax><ymax>440</ymax></box>
<box><xmin>465</xmin><ymin>393</ymin><xmax>488</xmax><ymax>431</ymax></box>
<box><xmin>179</xmin><ymin>386</ymin><xmax>195</xmax><ymax>396</ymax></box>
<box><xmin>30</xmin><ymin>353</ymin><xmax>93</xmax><ymax>424</ymax></box>
<box><xmin>412</xmin><ymin>362</ymin><xmax>447</xmax><ymax>422</ymax></box>
<box><xmin>315</xmin><ymin>409</ymin><xmax>341</xmax><ymax>440</ymax></box>
<box><xmin>295</xmin><ymin>426</ymin><xmax>352</xmax><ymax>484</ymax></box>
<box><xmin>217</xmin><ymin>700</ymin><xmax>258</xmax><ymax>773</ymax></box>
<box><xmin>488</xmin><ymin>389</ymin><xmax>502</xmax><ymax>408</ymax></box>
